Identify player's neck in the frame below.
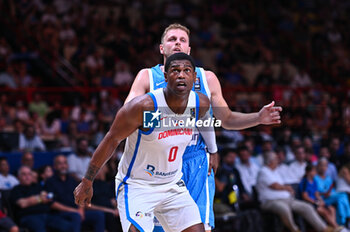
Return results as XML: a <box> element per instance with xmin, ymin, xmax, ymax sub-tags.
<box><xmin>163</xmin><ymin>88</ymin><xmax>189</xmax><ymax>114</ymax></box>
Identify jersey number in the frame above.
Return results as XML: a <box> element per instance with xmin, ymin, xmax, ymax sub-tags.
<box><xmin>168</xmin><ymin>146</ymin><xmax>178</xmax><ymax>162</ymax></box>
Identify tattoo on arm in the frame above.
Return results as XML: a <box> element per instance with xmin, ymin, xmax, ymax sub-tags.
<box><xmin>84</xmin><ymin>164</ymin><xmax>99</xmax><ymax>181</ymax></box>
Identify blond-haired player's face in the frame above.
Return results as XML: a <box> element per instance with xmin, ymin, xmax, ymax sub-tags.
<box><xmin>160</xmin><ymin>29</ymin><xmax>191</xmax><ymax>58</ymax></box>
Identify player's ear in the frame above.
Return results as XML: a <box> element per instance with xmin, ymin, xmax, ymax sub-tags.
<box><xmin>159</xmin><ymin>44</ymin><xmax>164</xmax><ymax>55</ymax></box>
<box><xmin>187</xmin><ymin>46</ymin><xmax>191</xmax><ymax>55</ymax></box>
<box><xmin>164</xmin><ymin>72</ymin><xmax>168</xmax><ymax>82</ymax></box>
<box><xmin>192</xmin><ymin>71</ymin><xmax>197</xmax><ymax>83</ymax></box>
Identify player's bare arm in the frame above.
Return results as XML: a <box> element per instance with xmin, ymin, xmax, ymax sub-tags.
<box><xmin>197</xmin><ymin>92</ymin><xmax>210</xmax><ymax>119</ymax></box>
<box><xmin>206</xmin><ymin>70</ymin><xmax>282</xmax><ymax>130</ymax></box>
<box><xmin>74</xmin><ymin>95</ymin><xmax>154</xmax><ymax>207</ymax></box>
<box><xmin>124</xmin><ymin>68</ymin><xmax>150</xmax><ymax>104</ymax></box>
<box><xmin>197</xmin><ymin>92</ymin><xmax>219</xmax><ymax>175</ymax></box>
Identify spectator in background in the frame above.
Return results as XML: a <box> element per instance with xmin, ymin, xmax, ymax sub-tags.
<box><xmin>299</xmin><ymin>163</ymin><xmax>341</xmax><ymax>230</ymax></box>
<box><xmin>339</xmin><ymin>142</ymin><xmax>350</xmax><ymax>167</ymax></box>
<box><xmin>113</xmin><ymin>61</ymin><xmax>133</xmax><ymax>87</ymax></box>
<box><xmin>15</xmin><ymin>101</ymin><xmax>30</xmax><ymax>123</ymax></box>
<box><xmin>9</xmin><ymin>166</ymin><xmax>69</xmax><ymax>232</ymax></box>
<box><xmin>21</xmin><ymin>152</ymin><xmax>34</xmax><ymax>170</ymax></box>
<box><xmin>28</xmin><ymin>93</ymin><xmax>49</xmax><ymax>119</ymax></box>
<box><xmin>257</xmin><ymin>151</ymin><xmax>330</xmax><ymax>232</ymax></box>
<box><xmin>67</xmin><ymin>138</ymin><xmax>92</xmax><ymax>181</ymax></box>
<box><xmin>316</xmin><ymin>158</ymin><xmax>350</xmax><ymax>226</ymax></box>
<box><xmin>254</xmin><ymin>139</ymin><xmax>274</xmax><ymax>167</ymax></box>
<box><xmin>0</xmin><ymin>65</ymin><xmax>17</xmax><ymax>88</ymax></box>
<box><xmin>276</xmin><ymin>146</ymin><xmax>294</xmax><ymax>184</ymax></box>
<box><xmin>288</xmin><ymin>146</ymin><xmax>307</xmax><ymax>189</ymax></box>
<box><xmin>215</xmin><ymin>148</ymin><xmax>247</xmax><ymax>211</ymax></box>
<box><xmin>336</xmin><ymin>163</ymin><xmax>350</xmax><ymax>203</ymax></box>
<box><xmin>37</xmin><ymin>165</ymin><xmax>53</xmax><ymax>187</ymax></box>
<box><xmin>0</xmin><ymin>210</ymin><xmax>18</xmax><ymax>232</ymax></box>
<box><xmin>90</xmin><ymin>165</ymin><xmax>121</xmax><ymax>232</ymax></box>
<box><xmin>19</xmin><ymin>125</ymin><xmax>46</xmax><ymax>152</ymax></box>
<box><xmin>45</xmin><ymin>155</ymin><xmax>105</xmax><ymax>232</ymax></box>
<box><xmin>291</xmin><ymin>68</ymin><xmax>312</xmax><ymax>88</ymax></box>
<box><xmin>319</xmin><ymin>147</ymin><xmax>338</xmax><ymax>182</ymax></box>
<box><xmin>0</xmin><ymin>157</ymin><xmax>19</xmax><ymax>190</ymax></box>
<box><xmin>329</xmin><ymin>137</ymin><xmax>343</xmax><ymax>168</ymax></box>
<box><xmin>236</xmin><ymin>145</ymin><xmax>259</xmax><ymax>199</ymax></box>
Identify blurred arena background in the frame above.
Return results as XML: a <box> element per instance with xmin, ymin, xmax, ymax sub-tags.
<box><xmin>0</xmin><ymin>0</ymin><xmax>350</xmax><ymax>231</ymax></box>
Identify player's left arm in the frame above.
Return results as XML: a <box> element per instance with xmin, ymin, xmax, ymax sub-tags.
<box><xmin>197</xmin><ymin>93</ymin><xmax>219</xmax><ymax>175</ymax></box>
<box><xmin>206</xmin><ymin>71</ymin><xmax>282</xmax><ymax>130</ymax></box>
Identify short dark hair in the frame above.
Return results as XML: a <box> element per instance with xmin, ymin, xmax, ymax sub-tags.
<box><xmin>164</xmin><ymin>52</ymin><xmax>195</xmax><ymax>72</ymax></box>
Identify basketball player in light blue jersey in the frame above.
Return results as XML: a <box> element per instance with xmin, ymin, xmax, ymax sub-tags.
<box><xmin>125</xmin><ymin>24</ymin><xmax>282</xmax><ymax>231</ymax></box>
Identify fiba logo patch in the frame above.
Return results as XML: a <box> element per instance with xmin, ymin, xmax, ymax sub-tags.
<box><xmin>194</xmin><ymin>77</ymin><xmax>201</xmax><ymax>91</ymax></box>
<box><xmin>143</xmin><ymin>109</ymin><xmax>161</xmax><ymax>128</ymax></box>
<box><xmin>144</xmin><ymin>164</ymin><xmax>155</xmax><ymax>176</ymax></box>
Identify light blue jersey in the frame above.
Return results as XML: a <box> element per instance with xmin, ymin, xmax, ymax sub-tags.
<box><xmin>149</xmin><ymin>64</ymin><xmax>215</xmax><ymax>229</ymax></box>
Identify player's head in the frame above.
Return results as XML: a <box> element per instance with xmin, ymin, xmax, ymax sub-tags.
<box><xmin>164</xmin><ymin>53</ymin><xmax>196</xmax><ymax>94</ymax></box>
<box><xmin>160</xmin><ymin>23</ymin><xmax>191</xmax><ymax>59</ymax></box>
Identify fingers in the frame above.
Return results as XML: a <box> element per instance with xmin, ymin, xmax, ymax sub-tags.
<box><xmin>208</xmin><ymin>164</ymin><xmax>212</xmax><ymax>176</ymax></box>
<box><xmin>264</xmin><ymin>101</ymin><xmax>275</xmax><ymax>108</ymax></box>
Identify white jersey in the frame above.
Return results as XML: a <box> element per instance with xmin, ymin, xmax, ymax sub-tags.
<box><xmin>116</xmin><ymin>88</ymin><xmax>199</xmax><ymax>187</ymax></box>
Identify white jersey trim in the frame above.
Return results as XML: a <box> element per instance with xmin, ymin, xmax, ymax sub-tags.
<box><xmin>199</xmin><ymin>68</ymin><xmax>211</xmax><ymax>100</ymax></box>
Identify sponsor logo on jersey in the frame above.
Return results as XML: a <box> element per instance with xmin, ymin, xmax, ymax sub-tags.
<box><xmin>144</xmin><ymin>164</ymin><xmax>178</xmax><ymax>178</ymax></box>
<box><xmin>144</xmin><ymin>164</ymin><xmax>155</xmax><ymax>176</ymax></box>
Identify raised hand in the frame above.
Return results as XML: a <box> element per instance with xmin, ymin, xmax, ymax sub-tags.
<box><xmin>258</xmin><ymin>101</ymin><xmax>282</xmax><ymax>125</ymax></box>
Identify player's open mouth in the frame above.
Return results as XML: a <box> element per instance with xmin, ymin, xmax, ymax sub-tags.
<box><xmin>177</xmin><ymin>82</ymin><xmax>186</xmax><ymax>86</ymax></box>
<box><xmin>173</xmin><ymin>48</ymin><xmax>181</xmax><ymax>52</ymax></box>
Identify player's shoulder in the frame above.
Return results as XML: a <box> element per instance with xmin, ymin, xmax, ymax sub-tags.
<box><xmin>125</xmin><ymin>92</ymin><xmax>156</xmax><ymax>112</ymax></box>
<box><xmin>136</xmin><ymin>68</ymin><xmax>150</xmax><ymax>78</ymax></box>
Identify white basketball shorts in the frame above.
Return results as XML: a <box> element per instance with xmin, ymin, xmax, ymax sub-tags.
<box><xmin>116</xmin><ymin>179</ymin><xmax>202</xmax><ymax>232</ymax></box>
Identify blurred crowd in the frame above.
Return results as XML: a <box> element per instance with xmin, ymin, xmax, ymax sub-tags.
<box><xmin>0</xmin><ymin>0</ymin><xmax>350</xmax><ymax>231</ymax></box>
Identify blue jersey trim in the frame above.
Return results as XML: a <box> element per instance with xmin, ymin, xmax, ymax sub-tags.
<box><xmin>115</xmin><ymin>181</ymin><xmax>123</xmax><ymax>200</ymax></box>
<box><xmin>195</xmin><ymin>92</ymin><xmax>199</xmax><ymax>122</ymax></box>
<box><xmin>122</xmin><ymin>131</ymin><xmax>142</xmax><ymax>183</ymax></box>
<box><xmin>147</xmin><ymin>92</ymin><xmax>158</xmax><ymax>110</ymax></box>
<box><xmin>125</xmin><ymin>184</ymin><xmax>145</xmax><ymax>232</ymax></box>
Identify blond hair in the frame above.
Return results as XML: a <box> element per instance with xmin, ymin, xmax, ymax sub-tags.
<box><xmin>161</xmin><ymin>23</ymin><xmax>190</xmax><ymax>44</ymax></box>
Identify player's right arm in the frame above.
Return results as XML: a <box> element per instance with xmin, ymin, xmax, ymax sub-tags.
<box><xmin>124</xmin><ymin>69</ymin><xmax>150</xmax><ymax>104</ymax></box>
<box><xmin>74</xmin><ymin>95</ymin><xmax>154</xmax><ymax>206</ymax></box>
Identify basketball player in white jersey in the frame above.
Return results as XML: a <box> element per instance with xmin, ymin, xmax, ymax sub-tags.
<box><xmin>124</xmin><ymin>24</ymin><xmax>282</xmax><ymax>231</ymax></box>
<box><xmin>74</xmin><ymin>53</ymin><xmax>211</xmax><ymax>232</ymax></box>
